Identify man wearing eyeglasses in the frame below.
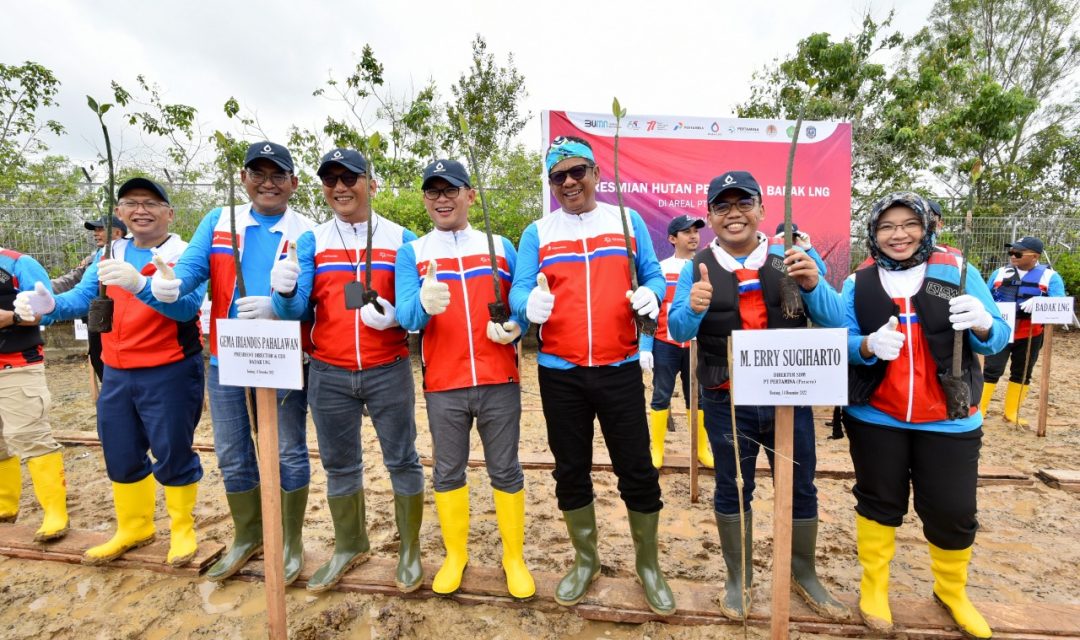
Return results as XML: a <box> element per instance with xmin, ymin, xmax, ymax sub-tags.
<box><xmin>17</xmin><ymin>177</ymin><xmax>206</xmax><ymax>566</ymax></box>
<box><xmin>147</xmin><ymin>141</ymin><xmax>316</xmax><ymax>584</ymax></box>
<box><xmin>271</xmin><ymin>147</ymin><xmax>424</xmax><ymax>593</ymax></box>
<box><xmin>394</xmin><ymin>159</ymin><xmax>533</xmax><ymax>600</ymax></box>
<box><xmin>509</xmin><ymin>136</ymin><xmax>674</xmax><ymax>615</ymax></box>
<box><xmin>666</xmin><ymin>170</ymin><xmax>848</xmax><ymax>621</ymax></box>
<box><xmin>981</xmin><ymin>236</ymin><xmax>1065</xmax><ymax>425</ymax></box>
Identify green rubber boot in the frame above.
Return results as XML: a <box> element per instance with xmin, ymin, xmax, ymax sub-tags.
<box><xmin>281</xmin><ymin>485</ymin><xmax>308</xmax><ymax>586</ymax></box>
<box><xmin>554</xmin><ymin>502</ymin><xmax>601</xmax><ymax>606</ymax></box>
<box><xmin>715</xmin><ymin>511</ymin><xmax>754</xmax><ymax>620</ymax></box>
<box><xmin>307</xmin><ymin>491</ymin><xmax>370</xmax><ymax>593</ymax></box>
<box><xmin>627</xmin><ymin>508</ymin><xmax>676</xmax><ymax>615</ymax></box>
<box><xmin>394</xmin><ymin>492</ymin><xmax>424</xmax><ymax>593</ymax></box>
<box><xmin>206</xmin><ymin>486</ymin><xmax>263</xmax><ymax>582</ymax></box>
<box><xmin>791</xmin><ymin>517</ymin><xmax>850</xmax><ymax>620</ymax></box>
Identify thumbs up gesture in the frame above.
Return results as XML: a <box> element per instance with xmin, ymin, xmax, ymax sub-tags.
<box><xmin>527</xmin><ymin>272</ymin><xmax>556</xmax><ymax>324</ymax></box>
<box><xmin>420</xmin><ymin>259</ymin><xmax>451</xmax><ymax>315</ymax></box>
<box><xmin>866</xmin><ymin>316</ymin><xmax>905</xmax><ymax>361</ymax></box>
<box><xmin>689</xmin><ymin>263</ymin><xmax>714</xmax><ymax>313</ymax></box>
<box><xmin>271</xmin><ymin>241</ymin><xmax>301</xmax><ymax>295</ymax></box>
<box><xmin>150</xmin><ymin>252</ymin><xmax>183</xmax><ymax>303</ymax></box>
<box><xmin>152</xmin><ymin>254</ymin><xmax>175</xmax><ymax>280</ymax></box>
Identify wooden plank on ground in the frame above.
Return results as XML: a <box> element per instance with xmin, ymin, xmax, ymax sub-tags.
<box><xmin>1035</xmin><ymin>469</ymin><xmax>1080</xmax><ymax>492</ymax></box>
<box><xmin>0</xmin><ymin>524</ymin><xmax>223</xmax><ymax>577</ymax></box>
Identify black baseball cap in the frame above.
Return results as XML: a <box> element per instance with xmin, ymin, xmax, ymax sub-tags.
<box><xmin>117</xmin><ymin>177</ymin><xmax>169</xmax><ymax>204</ymax></box>
<box><xmin>667</xmin><ymin>215</ymin><xmax>705</xmax><ymax>236</ymax></box>
<box><xmin>422</xmin><ymin>159</ymin><xmax>471</xmax><ymax>189</ymax></box>
<box><xmin>84</xmin><ymin>216</ymin><xmax>128</xmax><ymax>235</ymax></box>
<box><xmin>707</xmin><ymin>170</ymin><xmax>761</xmax><ymax>203</ymax></box>
<box><xmin>1006</xmin><ymin>236</ymin><xmax>1044</xmax><ymax>254</ymax></box>
<box><xmin>317</xmin><ymin>148</ymin><xmax>368</xmax><ymax>176</ymax></box>
<box><xmin>244</xmin><ymin>141</ymin><xmax>294</xmax><ymax>173</ymax></box>
<box><xmin>775</xmin><ymin>222</ymin><xmax>800</xmax><ymax>235</ymax></box>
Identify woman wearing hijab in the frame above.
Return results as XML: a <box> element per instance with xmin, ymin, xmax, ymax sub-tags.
<box><xmin>841</xmin><ymin>193</ymin><xmax>1008</xmax><ymax>639</ymax></box>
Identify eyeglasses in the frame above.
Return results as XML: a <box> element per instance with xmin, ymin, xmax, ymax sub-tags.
<box><xmin>1007</xmin><ymin>250</ymin><xmax>1029</xmax><ymax>258</ymax></box>
<box><xmin>708</xmin><ymin>198</ymin><xmax>757</xmax><ymax>215</ymax></box>
<box><xmin>320</xmin><ymin>172</ymin><xmax>363</xmax><ymax>188</ymax></box>
<box><xmin>423</xmin><ymin>186</ymin><xmax>462</xmax><ymax>200</ymax></box>
<box><xmin>245</xmin><ymin>170</ymin><xmax>292</xmax><ymax>186</ymax></box>
<box><xmin>876</xmin><ymin>220</ymin><xmax>923</xmax><ymax>236</ymax></box>
<box><xmin>548</xmin><ymin>164</ymin><xmax>592</xmax><ymax>185</ymax></box>
<box><xmin>117</xmin><ymin>200</ymin><xmax>167</xmax><ymax>212</ymax></box>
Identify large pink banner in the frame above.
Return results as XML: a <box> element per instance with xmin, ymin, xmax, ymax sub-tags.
<box><xmin>542</xmin><ymin>110</ymin><xmax>852</xmax><ymax>287</ymax></box>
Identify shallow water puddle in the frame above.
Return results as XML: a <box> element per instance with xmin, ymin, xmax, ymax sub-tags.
<box><xmin>198</xmin><ymin>579</ymin><xmax>244</xmax><ymax>614</ymax></box>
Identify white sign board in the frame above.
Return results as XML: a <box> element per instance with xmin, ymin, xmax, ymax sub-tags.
<box><xmin>995</xmin><ymin>302</ymin><xmax>1016</xmax><ymax>343</ymax></box>
<box><xmin>731</xmin><ymin>328</ymin><xmax>848</xmax><ymax>406</ymax></box>
<box><xmin>1031</xmin><ymin>297</ymin><xmax>1074</xmax><ymax>325</ymax></box>
<box><xmin>73</xmin><ymin>318</ymin><xmax>88</xmax><ymax>341</ymax></box>
<box><xmin>216</xmin><ymin>319</ymin><xmax>303</xmax><ymax>390</ymax></box>
<box><xmin>199</xmin><ymin>296</ymin><xmax>212</xmax><ymax>335</ymax></box>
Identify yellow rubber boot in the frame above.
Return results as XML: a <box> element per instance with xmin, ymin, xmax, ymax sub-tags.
<box><xmin>649</xmin><ymin>409</ymin><xmax>669</xmax><ymax>469</ymax></box>
<box><xmin>1003</xmin><ymin>381</ymin><xmax>1028</xmax><ymax>426</ymax></box>
<box><xmin>928</xmin><ymin>543</ymin><xmax>993</xmax><ymax>639</ymax></box>
<box><xmin>26</xmin><ymin>451</ymin><xmax>68</xmax><ymax>541</ymax></box>
<box><xmin>0</xmin><ymin>456</ymin><xmax>21</xmax><ymax>523</ymax></box>
<box><xmin>83</xmin><ymin>475</ymin><xmax>157</xmax><ymax>564</ymax></box>
<box><xmin>493</xmin><ymin>488</ymin><xmax>535</xmax><ymax>599</ymax></box>
<box><xmin>856</xmin><ymin>514</ymin><xmax>895</xmax><ymax>633</ymax></box>
<box><xmin>164</xmin><ymin>483</ymin><xmax>198</xmax><ymax>567</ymax></box>
<box><xmin>432</xmin><ymin>485</ymin><xmax>470</xmax><ymax>595</ymax></box>
<box><xmin>692</xmin><ymin>410</ymin><xmax>713</xmax><ymax>468</ymax></box>
<box><xmin>978</xmin><ymin>383</ymin><xmax>995</xmax><ymax>417</ymax></box>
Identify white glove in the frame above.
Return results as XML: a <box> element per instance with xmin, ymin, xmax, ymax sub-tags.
<box><xmin>486</xmin><ymin>320</ymin><xmax>522</xmax><ymax>345</ymax></box>
<box><xmin>14</xmin><ymin>282</ymin><xmax>55</xmax><ymax>321</ymax></box>
<box><xmin>419</xmin><ymin>260</ymin><xmax>450</xmax><ymax>315</ymax></box>
<box><xmin>639</xmin><ymin>350</ymin><xmax>654</xmax><ymax>372</ymax></box>
<box><xmin>97</xmin><ymin>258</ymin><xmax>147</xmax><ymax>294</ymax></box>
<box><xmin>627</xmin><ymin>286</ymin><xmax>659</xmax><ymax>320</ymax></box>
<box><xmin>151</xmin><ymin>268</ymin><xmax>182</xmax><ymax>303</ymax></box>
<box><xmin>949</xmin><ymin>294</ymin><xmax>994</xmax><ymax>331</ymax></box>
<box><xmin>1019</xmin><ymin>297</ymin><xmax>1038</xmax><ymax>313</ymax></box>
<box><xmin>235</xmin><ymin>296</ymin><xmax>276</xmax><ymax>320</ymax></box>
<box><xmin>866</xmin><ymin>316</ymin><xmax>905</xmax><ymax>361</ymax></box>
<box><xmin>360</xmin><ymin>296</ymin><xmax>398</xmax><ymax>330</ymax></box>
<box><xmin>526</xmin><ymin>273</ymin><xmax>555</xmax><ymax>324</ymax></box>
<box><xmin>271</xmin><ymin>242</ymin><xmax>300</xmax><ymax>295</ymax></box>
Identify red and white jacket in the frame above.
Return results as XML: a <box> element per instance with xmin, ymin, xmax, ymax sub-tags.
<box><xmin>655</xmin><ymin>256</ymin><xmax>691</xmax><ymax>347</ymax></box>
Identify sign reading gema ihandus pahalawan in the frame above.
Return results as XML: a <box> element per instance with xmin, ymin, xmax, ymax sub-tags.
<box><xmin>216</xmin><ymin>319</ymin><xmax>303</xmax><ymax>390</ymax></box>
<box><xmin>730</xmin><ymin>328</ymin><xmax>848</xmax><ymax>406</ymax></box>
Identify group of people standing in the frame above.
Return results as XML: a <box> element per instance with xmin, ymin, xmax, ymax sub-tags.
<box><xmin>0</xmin><ymin>133</ymin><xmax>1063</xmax><ymax>639</ymax></box>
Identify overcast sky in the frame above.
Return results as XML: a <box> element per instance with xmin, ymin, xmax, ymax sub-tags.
<box><xmin>3</xmin><ymin>0</ymin><xmax>937</xmax><ymax>168</ymax></box>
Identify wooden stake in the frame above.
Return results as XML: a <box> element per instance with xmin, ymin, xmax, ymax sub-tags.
<box><xmin>770</xmin><ymin>405</ymin><xmax>794</xmax><ymax>640</ymax></box>
<box><xmin>688</xmin><ymin>340</ymin><xmax>699</xmax><ymax>504</ymax></box>
<box><xmin>254</xmin><ymin>387</ymin><xmax>287</xmax><ymax>639</ymax></box>
<box><xmin>1036</xmin><ymin>325</ymin><xmax>1054</xmax><ymax>438</ymax></box>
<box><xmin>88</xmin><ymin>355</ymin><xmax>99</xmax><ymax>403</ymax></box>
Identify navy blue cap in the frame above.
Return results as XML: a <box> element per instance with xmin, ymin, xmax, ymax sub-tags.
<box><xmin>317</xmin><ymin>148</ymin><xmax>368</xmax><ymax>176</ymax></box>
<box><xmin>244</xmin><ymin>141</ymin><xmax>294</xmax><ymax>173</ymax></box>
<box><xmin>117</xmin><ymin>177</ymin><xmax>169</xmax><ymax>204</ymax></box>
<box><xmin>1006</xmin><ymin>236</ymin><xmax>1044</xmax><ymax>254</ymax></box>
<box><xmin>707</xmin><ymin>170</ymin><xmax>761</xmax><ymax>203</ymax></box>
<box><xmin>667</xmin><ymin>215</ymin><xmax>705</xmax><ymax>236</ymax></box>
<box><xmin>927</xmin><ymin>198</ymin><xmax>943</xmax><ymax>218</ymax></box>
<box><xmin>775</xmin><ymin>222</ymin><xmax>800</xmax><ymax>235</ymax></box>
<box><xmin>422</xmin><ymin>159</ymin><xmax>471</xmax><ymax>189</ymax></box>
<box><xmin>84</xmin><ymin>216</ymin><xmax>128</xmax><ymax>235</ymax></box>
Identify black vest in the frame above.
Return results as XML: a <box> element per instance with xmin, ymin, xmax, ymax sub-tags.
<box><xmin>0</xmin><ymin>257</ymin><xmax>44</xmax><ymax>365</ymax></box>
<box><xmin>691</xmin><ymin>247</ymin><xmax>807</xmax><ymax>388</ymax></box>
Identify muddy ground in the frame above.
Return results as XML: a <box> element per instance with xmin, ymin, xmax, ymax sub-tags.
<box><xmin>0</xmin><ymin>329</ymin><xmax>1078</xmax><ymax>639</ymax></box>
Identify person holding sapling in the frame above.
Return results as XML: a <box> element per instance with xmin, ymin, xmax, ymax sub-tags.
<box><xmin>272</xmin><ymin>148</ymin><xmax>424</xmax><ymax>594</ymax></box>
<box><xmin>840</xmin><ymin>192</ymin><xmax>1007</xmax><ymax>638</ymax></box>
<box><xmin>395</xmin><ymin>158</ymin><xmax>533</xmax><ymax>600</ymax></box>
<box><xmin>18</xmin><ymin>178</ymin><xmax>206</xmax><ymax>566</ymax></box>
<box><xmin>666</xmin><ymin>170</ymin><xmax>848</xmax><ymax>622</ymax></box>
<box><xmin>147</xmin><ymin>142</ymin><xmax>316</xmax><ymax>584</ymax></box>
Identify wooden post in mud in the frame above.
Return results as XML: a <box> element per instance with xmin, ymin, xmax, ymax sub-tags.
<box><xmin>770</xmin><ymin>406</ymin><xmax>795</xmax><ymax>640</ymax></box>
<box><xmin>1036</xmin><ymin>325</ymin><xmax>1054</xmax><ymax>438</ymax></box>
<box><xmin>255</xmin><ymin>387</ymin><xmax>287</xmax><ymax>638</ymax></box>
<box><xmin>688</xmin><ymin>340</ymin><xmax>700</xmax><ymax>503</ymax></box>
<box><xmin>88</xmin><ymin>355</ymin><xmax>99</xmax><ymax>403</ymax></box>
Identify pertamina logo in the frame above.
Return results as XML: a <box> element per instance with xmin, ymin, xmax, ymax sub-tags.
<box><xmin>766</xmin><ymin>125</ymin><xmax>778</xmax><ymax>137</ymax></box>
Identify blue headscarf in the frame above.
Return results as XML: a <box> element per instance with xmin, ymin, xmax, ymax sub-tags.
<box><xmin>866</xmin><ymin>191</ymin><xmax>938</xmax><ymax>271</ymax></box>
<box><xmin>545</xmin><ymin>136</ymin><xmax>596</xmax><ymax>173</ymax></box>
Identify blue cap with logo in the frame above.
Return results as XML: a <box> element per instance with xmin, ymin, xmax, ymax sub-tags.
<box><xmin>1006</xmin><ymin>236</ymin><xmax>1044</xmax><ymax>254</ymax></box>
<box><xmin>117</xmin><ymin>176</ymin><xmax>170</xmax><ymax>204</ymax></box>
<box><xmin>244</xmin><ymin>141</ymin><xmax>294</xmax><ymax>173</ymax></box>
<box><xmin>84</xmin><ymin>216</ymin><xmax>128</xmax><ymax>235</ymax></box>
<box><xmin>667</xmin><ymin>215</ymin><xmax>705</xmax><ymax>236</ymax></box>
<box><xmin>317</xmin><ymin>148</ymin><xmax>368</xmax><ymax>176</ymax></box>
<box><xmin>707</xmin><ymin>170</ymin><xmax>761</xmax><ymax>203</ymax></box>
<box><xmin>775</xmin><ymin>222</ymin><xmax>800</xmax><ymax>235</ymax></box>
<box><xmin>422</xmin><ymin>159</ymin><xmax>471</xmax><ymax>189</ymax></box>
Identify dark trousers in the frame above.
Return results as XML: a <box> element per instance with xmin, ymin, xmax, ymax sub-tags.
<box><xmin>983</xmin><ymin>333</ymin><xmax>1043</xmax><ymax>384</ymax></box>
<box><xmin>844</xmin><ymin>413</ymin><xmax>981</xmax><ymax>550</ymax></box>
<box><xmin>650</xmin><ymin>340</ymin><xmax>691</xmax><ymax>411</ymax></box>
<box><xmin>538</xmin><ymin>363</ymin><xmax>662</xmax><ymax>513</ymax></box>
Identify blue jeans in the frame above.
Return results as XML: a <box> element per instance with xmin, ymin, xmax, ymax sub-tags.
<box><xmin>207</xmin><ymin>363</ymin><xmax>310</xmax><ymax>493</ymax></box>
<box><xmin>307</xmin><ymin>357</ymin><xmax>424</xmax><ymax>498</ymax></box>
<box><xmin>650</xmin><ymin>340</ymin><xmax>691</xmax><ymax>411</ymax></box>
<box><xmin>700</xmin><ymin>388</ymin><xmax>818</xmax><ymax>519</ymax></box>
